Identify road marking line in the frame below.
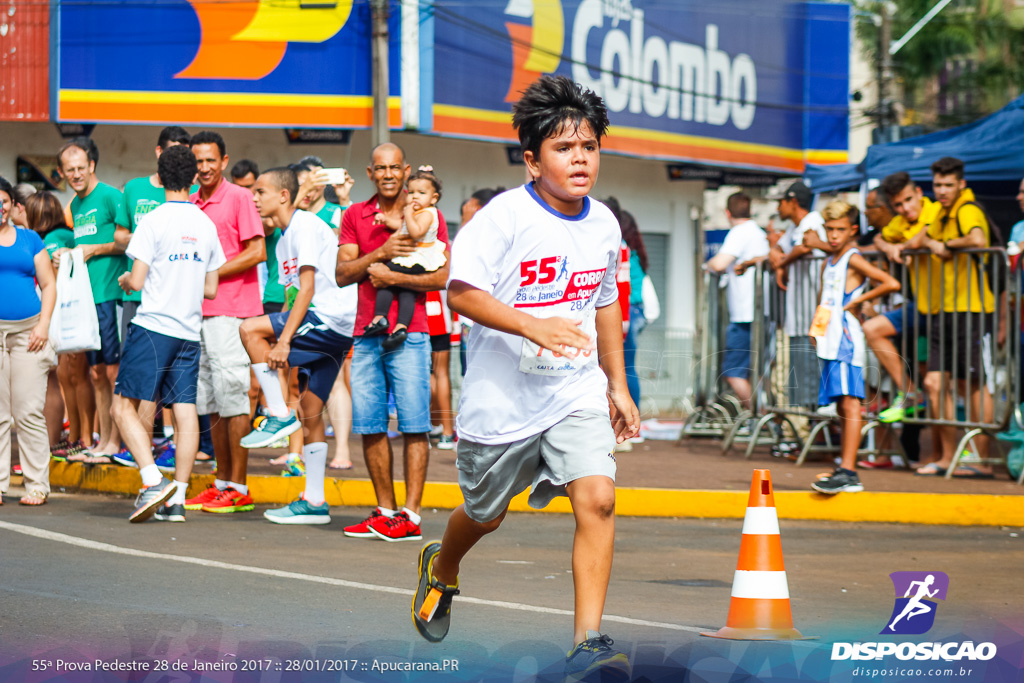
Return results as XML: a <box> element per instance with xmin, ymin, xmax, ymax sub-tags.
<box><xmin>0</xmin><ymin>520</ymin><xmax>702</xmax><ymax>633</ymax></box>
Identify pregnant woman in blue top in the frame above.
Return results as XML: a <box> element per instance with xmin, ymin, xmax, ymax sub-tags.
<box><xmin>0</xmin><ymin>175</ymin><xmax>57</xmax><ymax>506</ymax></box>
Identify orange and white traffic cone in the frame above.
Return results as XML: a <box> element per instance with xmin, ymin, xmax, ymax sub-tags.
<box><xmin>701</xmin><ymin>469</ymin><xmax>814</xmax><ymax>640</ymax></box>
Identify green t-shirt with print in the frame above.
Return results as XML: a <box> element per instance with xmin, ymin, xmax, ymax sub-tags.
<box><xmin>264</xmin><ymin>227</ymin><xmax>285</xmax><ymax>305</ymax></box>
<box><xmin>43</xmin><ymin>228</ymin><xmax>75</xmax><ymax>258</ymax></box>
<box><xmin>116</xmin><ymin>176</ymin><xmax>166</xmax><ymax>302</ymax></box>
<box><xmin>71</xmin><ymin>182</ymin><xmax>126</xmax><ymax>304</ymax></box>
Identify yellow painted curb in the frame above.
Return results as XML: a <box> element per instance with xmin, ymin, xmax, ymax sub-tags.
<box><xmin>47</xmin><ymin>463</ymin><xmax>1023</xmax><ymax>526</ymax></box>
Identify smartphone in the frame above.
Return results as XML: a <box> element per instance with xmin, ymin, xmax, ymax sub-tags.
<box><xmin>319</xmin><ymin>168</ymin><xmax>350</xmax><ymax>185</ymax></box>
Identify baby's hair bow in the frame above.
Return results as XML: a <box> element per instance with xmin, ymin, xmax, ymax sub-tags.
<box><xmin>418</xmin><ymin>165</ymin><xmax>434</xmax><ymax>172</ymax></box>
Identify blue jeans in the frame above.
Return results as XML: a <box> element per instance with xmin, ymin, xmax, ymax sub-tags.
<box><xmin>351</xmin><ymin>333</ymin><xmax>432</xmax><ymax>434</ymax></box>
<box><xmin>624</xmin><ymin>304</ymin><xmax>645</xmax><ymax>408</ymax></box>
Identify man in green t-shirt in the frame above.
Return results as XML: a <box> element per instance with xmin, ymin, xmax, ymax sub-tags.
<box><xmin>56</xmin><ymin>137</ymin><xmax>127</xmax><ymax>461</ymax></box>
<box><xmin>116</xmin><ymin>126</ymin><xmax>192</xmax><ymax>344</ymax></box>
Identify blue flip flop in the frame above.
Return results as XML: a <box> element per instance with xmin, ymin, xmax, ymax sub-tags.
<box><xmin>914</xmin><ymin>463</ymin><xmax>946</xmax><ymax>476</ymax></box>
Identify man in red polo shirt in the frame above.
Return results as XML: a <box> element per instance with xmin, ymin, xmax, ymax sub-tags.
<box><xmin>183</xmin><ymin>131</ymin><xmax>267</xmax><ymax>515</ymax></box>
<box><xmin>336</xmin><ymin>142</ymin><xmax>450</xmax><ymax>541</ymax></box>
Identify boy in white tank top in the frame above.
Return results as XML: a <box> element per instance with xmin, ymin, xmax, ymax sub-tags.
<box><xmin>810</xmin><ymin>200</ymin><xmax>899</xmax><ymax>494</ymax></box>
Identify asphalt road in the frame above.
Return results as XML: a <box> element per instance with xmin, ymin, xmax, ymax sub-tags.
<box><xmin>0</xmin><ymin>491</ymin><xmax>1021</xmax><ymax>682</ymax></box>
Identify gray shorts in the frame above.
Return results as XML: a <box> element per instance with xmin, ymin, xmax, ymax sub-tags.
<box><xmin>456</xmin><ymin>409</ymin><xmax>617</xmax><ymax>523</ymax></box>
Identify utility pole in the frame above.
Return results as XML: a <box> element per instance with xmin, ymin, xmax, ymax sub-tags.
<box><xmin>877</xmin><ymin>2</ymin><xmax>897</xmax><ymax>143</ymax></box>
<box><xmin>371</xmin><ymin>0</ymin><xmax>390</xmax><ymax>147</ymax></box>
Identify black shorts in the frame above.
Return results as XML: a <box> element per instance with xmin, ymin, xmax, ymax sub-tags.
<box><xmin>430</xmin><ymin>333</ymin><xmax>450</xmax><ymax>353</ymax></box>
<box><xmin>927</xmin><ymin>312</ymin><xmax>992</xmax><ymax>379</ymax></box>
<box><xmin>263</xmin><ymin>301</ymin><xmax>284</xmax><ymax>315</ymax></box>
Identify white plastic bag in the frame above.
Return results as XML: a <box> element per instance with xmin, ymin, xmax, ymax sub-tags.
<box><xmin>49</xmin><ymin>249</ymin><xmax>101</xmax><ymax>354</ymax></box>
<box><xmin>641</xmin><ymin>274</ymin><xmax>660</xmax><ymax>323</ymax></box>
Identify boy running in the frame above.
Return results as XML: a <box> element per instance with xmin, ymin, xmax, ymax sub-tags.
<box><xmin>112</xmin><ymin>145</ymin><xmax>225</xmax><ymax>523</ymax></box>
<box><xmin>239</xmin><ymin>167</ymin><xmax>356</xmax><ymax>524</ymax></box>
<box><xmin>410</xmin><ymin>76</ymin><xmax>639</xmax><ymax>681</ymax></box>
<box><xmin>810</xmin><ymin>201</ymin><xmax>899</xmax><ymax>494</ymax></box>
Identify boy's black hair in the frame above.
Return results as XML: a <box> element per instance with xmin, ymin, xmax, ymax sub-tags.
<box><xmin>512</xmin><ymin>75</ymin><xmax>609</xmax><ymax>157</ymax></box>
<box><xmin>231</xmin><ymin>159</ymin><xmax>260</xmax><ymax>180</ymax></box>
<box><xmin>190</xmin><ymin>130</ymin><xmax>226</xmax><ymax>157</ymax></box>
<box><xmin>262</xmin><ymin>166</ymin><xmax>299</xmax><ymax>204</ymax></box>
<box><xmin>471</xmin><ymin>187</ymin><xmax>505</xmax><ymax>207</ymax></box>
<box><xmin>298</xmin><ymin>155</ymin><xmax>324</xmax><ymax>168</ymax></box>
<box><xmin>0</xmin><ymin>175</ymin><xmax>15</xmax><ymax>207</ymax></box>
<box><xmin>880</xmin><ymin>171</ymin><xmax>915</xmax><ymax>200</ymax></box>
<box><xmin>408</xmin><ymin>166</ymin><xmax>442</xmax><ymax>200</ymax></box>
<box><xmin>58</xmin><ymin>136</ymin><xmax>99</xmax><ymax>167</ymax></box>
<box><xmin>289</xmin><ymin>162</ymin><xmax>313</xmax><ymax>176</ymax></box>
<box><xmin>157</xmin><ymin>126</ymin><xmax>191</xmax><ymax>150</ymax></box>
<box><xmin>157</xmin><ymin>145</ymin><xmax>199</xmax><ymax>192</ymax></box>
<box><xmin>931</xmin><ymin>156</ymin><xmax>964</xmax><ymax>180</ymax></box>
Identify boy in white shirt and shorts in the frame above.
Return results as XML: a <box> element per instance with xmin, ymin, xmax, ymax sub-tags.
<box><xmin>112</xmin><ymin>145</ymin><xmax>226</xmax><ymax>523</ymax></box>
<box><xmin>410</xmin><ymin>75</ymin><xmax>639</xmax><ymax>682</ymax></box>
<box><xmin>238</xmin><ymin>167</ymin><xmax>357</xmax><ymax>525</ymax></box>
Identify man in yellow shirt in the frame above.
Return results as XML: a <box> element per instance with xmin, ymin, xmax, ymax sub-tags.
<box><xmin>864</xmin><ymin>173</ymin><xmax>942</xmax><ymax>425</ymax></box>
<box><xmin>904</xmin><ymin>157</ymin><xmax>995</xmax><ymax>478</ymax></box>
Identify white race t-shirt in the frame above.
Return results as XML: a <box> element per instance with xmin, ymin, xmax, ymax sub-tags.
<box><xmin>448</xmin><ymin>184</ymin><xmax>620</xmax><ymax>445</ymax></box>
<box><xmin>719</xmin><ymin>219</ymin><xmax>769</xmax><ymax>323</ymax></box>
<box><xmin>126</xmin><ymin>201</ymin><xmax>226</xmax><ymax>341</ymax></box>
<box><xmin>778</xmin><ymin>211</ymin><xmax>826</xmax><ymax>336</ymax></box>
<box><xmin>277</xmin><ymin>210</ymin><xmax>357</xmax><ymax>337</ymax></box>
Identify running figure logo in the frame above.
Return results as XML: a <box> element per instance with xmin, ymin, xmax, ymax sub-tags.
<box><xmin>557</xmin><ymin>256</ymin><xmax>570</xmax><ymax>282</ymax></box>
<box><xmin>881</xmin><ymin>571</ymin><xmax>949</xmax><ymax>635</ymax></box>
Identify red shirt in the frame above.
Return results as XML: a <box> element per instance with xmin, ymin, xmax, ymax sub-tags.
<box><xmin>191</xmin><ymin>179</ymin><xmax>265</xmax><ymax>318</ymax></box>
<box><xmin>339</xmin><ymin>195</ymin><xmax>449</xmax><ymax>336</ymax></box>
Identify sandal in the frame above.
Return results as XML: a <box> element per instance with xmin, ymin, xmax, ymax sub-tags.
<box><xmin>950</xmin><ymin>465</ymin><xmax>995</xmax><ymax>480</ymax></box>
<box><xmin>19</xmin><ymin>489</ymin><xmax>47</xmax><ymax>506</ymax></box>
<box><xmin>915</xmin><ymin>463</ymin><xmax>947</xmax><ymax>477</ymax></box>
<box><xmin>83</xmin><ymin>453</ymin><xmax>113</xmax><ymax>465</ymax></box>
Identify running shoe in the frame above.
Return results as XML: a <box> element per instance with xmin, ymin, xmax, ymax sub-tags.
<box><xmin>263</xmin><ymin>496</ymin><xmax>330</xmax><ymax>525</ymax></box>
<box><xmin>325</xmin><ymin>424</ymin><xmax>335</xmax><ymax>438</ymax></box>
<box><xmin>564</xmin><ymin>632</ymin><xmax>631</xmax><ymax>682</ymax></box>
<box><xmin>240</xmin><ymin>411</ymin><xmax>301</xmax><ymax>449</ymax></box>
<box><xmin>201</xmin><ymin>487</ymin><xmax>255</xmax><ymax>513</ymax></box>
<box><xmin>268</xmin><ymin>437</ymin><xmax>290</xmax><ymax>449</ymax></box>
<box><xmin>184</xmin><ymin>484</ymin><xmax>221</xmax><ymax>511</ymax></box>
<box><xmin>12</xmin><ymin>463</ymin><xmax>22</xmax><ymax>476</ymax></box>
<box><xmin>129</xmin><ymin>478</ymin><xmax>174</xmax><ymax>523</ymax></box>
<box><xmin>436</xmin><ymin>435</ymin><xmax>455</xmax><ymax>451</ymax></box>
<box><xmin>811</xmin><ymin>467</ymin><xmax>864</xmax><ymax>494</ymax></box>
<box><xmin>50</xmin><ymin>439</ymin><xmax>76</xmax><ymax>462</ymax></box>
<box><xmin>111</xmin><ymin>450</ymin><xmax>138</xmax><ymax>468</ymax></box>
<box><xmin>369</xmin><ymin>510</ymin><xmax>422</xmax><ymax>542</ymax></box>
<box><xmin>412</xmin><ymin>541</ymin><xmax>459</xmax><ymax>642</ymax></box>
<box><xmin>429</xmin><ymin>424</ymin><xmax>444</xmax><ymax>439</ymax></box>
<box><xmin>878</xmin><ymin>393</ymin><xmax>925</xmax><ymax>424</ymax></box>
<box><xmin>281</xmin><ymin>455</ymin><xmax>306</xmax><ymax>477</ymax></box>
<box><xmin>153</xmin><ymin>503</ymin><xmax>186</xmax><ymax>522</ymax></box>
<box><xmin>343</xmin><ymin>509</ymin><xmax>384</xmax><ymax>538</ymax></box>
<box><xmin>155</xmin><ymin>447</ymin><xmax>176</xmax><ymax>473</ymax></box>
<box><xmin>815</xmin><ymin>403</ymin><xmax>838</xmax><ymax>419</ymax></box>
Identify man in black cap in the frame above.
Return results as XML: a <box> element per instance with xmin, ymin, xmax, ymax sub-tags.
<box><xmin>767</xmin><ymin>181</ymin><xmax>829</xmax><ymax>411</ymax></box>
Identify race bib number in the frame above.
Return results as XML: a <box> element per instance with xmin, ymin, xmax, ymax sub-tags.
<box><xmin>809</xmin><ymin>305</ymin><xmax>831</xmax><ymax>337</ymax></box>
<box><xmin>519</xmin><ymin>309</ymin><xmax>597</xmax><ymax>376</ymax></box>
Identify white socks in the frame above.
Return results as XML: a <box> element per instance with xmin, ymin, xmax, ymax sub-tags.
<box><xmin>140</xmin><ymin>464</ymin><xmax>162</xmax><ymax>488</ymax></box>
<box><xmin>170</xmin><ymin>481</ymin><xmax>188</xmax><ymax>506</ymax></box>
<box><xmin>402</xmin><ymin>507</ymin><xmax>421</xmax><ymax>525</ymax></box>
<box><xmin>214</xmin><ymin>479</ymin><xmax>229</xmax><ymax>491</ymax></box>
<box><xmin>231</xmin><ymin>482</ymin><xmax>248</xmax><ymax>496</ymax></box>
<box><xmin>253</xmin><ymin>362</ymin><xmax>289</xmax><ymax>417</ymax></box>
<box><xmin>303</xmin><ymin>442</ymin><xmax>329</xmax><ymax>506</ymax></box>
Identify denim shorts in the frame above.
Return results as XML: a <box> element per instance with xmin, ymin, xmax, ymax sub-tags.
<box><xmin>351</xmin><ymin>332</ymin><xmax>431</xmax><ymax>434</ymax></box>
<box><xmin>722</xmin><ymin>322</ymin><xmax>752</xmax><ymax>379</ymax></box>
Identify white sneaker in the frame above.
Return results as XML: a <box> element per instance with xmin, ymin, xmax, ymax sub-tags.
<box><xmin>816</xmin><ymin>403</ymin><xmax>838</xmax><ymax>418</ymax></box>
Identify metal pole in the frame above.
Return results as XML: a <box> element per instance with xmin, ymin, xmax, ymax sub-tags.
<box><xmin>889</xmin><ymin>0</ymin><xmax>955</xmax><ymax>55</ymax></box>
<box><xmin>371</xmin><ymin>0</ymin><xmax>391</xmax><ymax>147</ymax></box>
<box><xmin>878</xmin><ymin>3</ymin><xmax>895</xmax><ymax>142</ymax></box>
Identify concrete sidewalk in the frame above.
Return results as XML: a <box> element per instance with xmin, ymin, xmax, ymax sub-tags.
<box><xmin>33</xmin><ymin>434</ymin><xmax>1024</xmax><ymax>527</ymax></box>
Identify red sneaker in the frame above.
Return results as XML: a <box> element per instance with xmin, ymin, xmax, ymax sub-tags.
<box><xmin>368</xmin><ymin>511</ymin><xmax>422</xmax><ymax>542</ymax></box>
<box><xmin>343</xmin><ymin>509</ymin><xmax>384</xmax><ymax>538</ymax></box>
<box><xmin>202</xmin><ymin>487</ymin><xmax>255</xmax><ymax>514</ymax></box>
<box><xmin>184</xmin><ymin>484</ymin><xmax>222</xmax><ymax>511</ymax></box>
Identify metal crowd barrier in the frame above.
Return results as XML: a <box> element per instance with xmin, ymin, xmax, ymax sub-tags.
<box><xmin>684</xmin><ymin>243</ymin><xmax>1020</xmax><ymax>484</ymax></box>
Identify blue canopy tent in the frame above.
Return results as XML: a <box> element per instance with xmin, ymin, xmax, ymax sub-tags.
<box><xmin>804</xmin><ymin>95</ymin><xmax>1024</xmax><ymax>226</ymax></box>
